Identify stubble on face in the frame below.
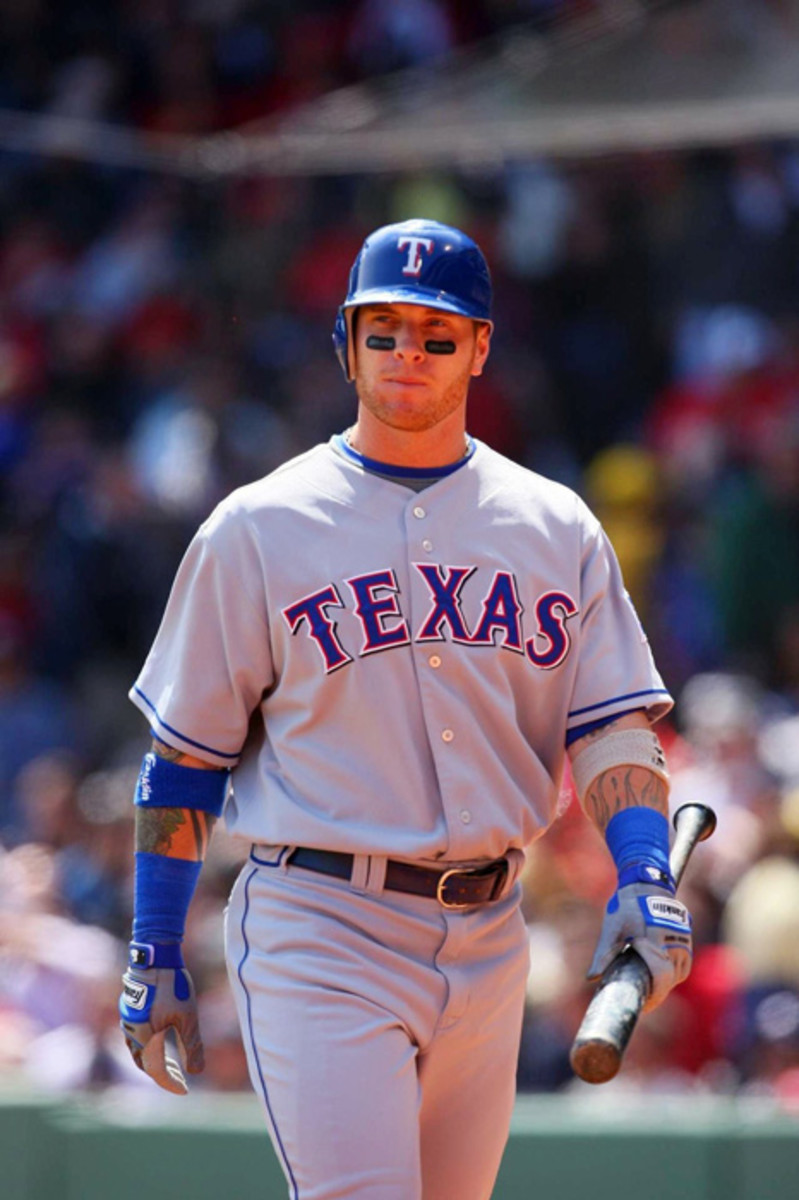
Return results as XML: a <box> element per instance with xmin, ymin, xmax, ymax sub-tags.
<box><xmin>354</xmin><ymin>342</ymin><xmax>477</xmax><ymax>434</ymax></box>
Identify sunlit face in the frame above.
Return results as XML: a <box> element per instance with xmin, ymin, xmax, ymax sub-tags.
<box><xmin>352</xmin><ymin>303</ymin><xmax>492</xmax><ymax>434</ymax></box>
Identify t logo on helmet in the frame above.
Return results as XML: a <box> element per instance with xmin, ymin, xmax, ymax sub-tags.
<box><xmin>398</xmin><ymin>236</ymin><xmax>434</xmax><ymax>276</ymax></box>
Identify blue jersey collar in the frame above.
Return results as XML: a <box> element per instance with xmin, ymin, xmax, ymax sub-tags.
<box><xmin>333</xmin><ymin>432</ymin><xmax>475</xmax><ymax>479</ymax></box>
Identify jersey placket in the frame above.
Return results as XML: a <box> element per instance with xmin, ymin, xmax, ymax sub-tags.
<box><xmin>403</xmin><ymin>495</ymin><xmax>473</xmax><ymax>859</ymax></box>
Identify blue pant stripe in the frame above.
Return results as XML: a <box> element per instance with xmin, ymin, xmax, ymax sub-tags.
<box><xmin>237</xmin><ymin>866</ymin><xmax>299</xmax><ymax>1198</ymax></box>
<box><xmin>249</xmin><ymin>845</ymin><xmax>291</xmax><ymax>868</ymax></box>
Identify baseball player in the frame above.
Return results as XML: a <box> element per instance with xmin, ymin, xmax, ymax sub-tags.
<box><xmin>120</xmin><ymin>219</ymin><xmax>692</xmax><ymax>1199</ymax></box>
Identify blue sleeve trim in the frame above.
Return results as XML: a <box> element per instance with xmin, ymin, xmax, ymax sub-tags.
<box><xmin>565</xmin><ymin>709</ymin><xmax>646</xmax><ymax>747</ymax></box>
<box><xmin>132</xmin><ymin>686</ymin><xmax>240</xmax><ymax>760</ymax></box>
<box><xmin>134</xmin><ymin>752</ymin><xmax>229</xmax><ymax>815</ymax></box>
<box><xmin>568</xmin><ymin>688</ymin><xmax>671</xmax><ymax>720</ymax></box>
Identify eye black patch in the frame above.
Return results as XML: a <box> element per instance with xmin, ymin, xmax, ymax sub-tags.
<box><xmin>364</xmin><ymin>334</ymin><xmax>457</xmax><ymax>355</ymax></box>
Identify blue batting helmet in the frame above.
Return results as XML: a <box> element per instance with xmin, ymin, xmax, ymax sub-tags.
<box><xmin>332</xmin><ymin>219</ymin><xmax>493</xmax><ymax>380</ymax></box>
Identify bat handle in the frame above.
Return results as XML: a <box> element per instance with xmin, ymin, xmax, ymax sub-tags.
<box><xmin>567</xmin><ymin>948</ymin><xmax>650</xmax><ymax>1085</ymax></box>
<box><xmin>669</xmin><ymin>802</ymin><xmax>717</xmax><ymax>886</ymax></box>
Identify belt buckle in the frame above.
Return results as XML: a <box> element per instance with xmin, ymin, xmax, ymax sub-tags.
<box><xmin>436</xmin><ymin>861</ymin><xmax>508</xmax><ymax>909</ymax></box>
<box><xmin>436</xmin><ymin>864</ymin><xmax>467</xmax><ymax>907</ymax></box>
<box><xmin>436</xmin><ymin>868</ymin><xmax>473</xmax><ymax>909</ymax></box>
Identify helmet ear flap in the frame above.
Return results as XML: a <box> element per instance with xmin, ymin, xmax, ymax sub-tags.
<box><xmin>332</xmin><ymin>307</ymin><xmax>350</xmax><ymax>381</ymax></box>
<box><xmin>333</xmin><ymin>308</ymin><xmax>359</xmax><ymax>382</ymax></box>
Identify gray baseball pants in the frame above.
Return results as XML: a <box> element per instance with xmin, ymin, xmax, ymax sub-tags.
<box><xmin>225</xmin><ymin>848</ymin><xmax>530</xmax><ymax>1200</ymax></box>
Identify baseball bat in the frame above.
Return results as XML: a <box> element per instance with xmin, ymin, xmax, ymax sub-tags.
<box><xmin>569</xmin><ymin>802</ymin><xmax>717</xmax><ymax>1085</ymax></box>
<box><xmin>142</xmin><ymin>1026</ymin><xmax>189</xmax><ymax>1095</ymax></box>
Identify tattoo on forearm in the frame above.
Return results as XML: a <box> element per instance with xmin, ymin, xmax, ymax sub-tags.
<box><xmin>136</xmin><ymin>807</ymin><xmax>216</xmax><ymax>860</ymax></box>
<box><xmin>152</xmin><ymin>739</ymin><xmax>188</xmax><ymax>764</ymax></box>
<box><xmin>585</xmin><ymin>767</ymin><xmax>668</xmax><ymax>833</ymax></box>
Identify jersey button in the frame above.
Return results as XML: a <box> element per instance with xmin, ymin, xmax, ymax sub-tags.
<box><xmin>413</xmin><ymin>506</ymin><xmax>426</xmax><ymax>519</ymax></box>
<box><xmin>441</xmin><ymin>728</ymin><xmax>454</xmax><ymax>742</ymax></box>
<box><xmin>459</xmin><ymin>809</ymin><xmax>472</xmax><ymax>824</ymax></box>
<box><xmin>429</xmin><ymin>655</ymin><xmax>441</xmax><ymax>669</ymax></box>
<box><xmin>422</xmin><ymin>539</ymin><xmax>433</xmax><ymax>552</ymax></box>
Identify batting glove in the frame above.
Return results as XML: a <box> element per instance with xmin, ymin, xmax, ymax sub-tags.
<box><xmin>588</xmin><ymin>866</ymin><xmax>693</xmax><ymax>1012</ymax></box>
<box><xmin>119</xmin><ymin>941</ymin><xmax>203</xmax><ymax>1094</ymax></box>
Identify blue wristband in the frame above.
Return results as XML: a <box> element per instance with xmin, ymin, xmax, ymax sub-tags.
<box><xmin>128</xmin><ymin>941</ymin><xmax>185</xmax><ymax>969</ymax></box>
<box><xmin>134</xmin><ymin>752</ymin><xmax>229</xmax><ymax>816</ymax></box>
<box><xmin>605</xmin><ymin>808</ymin><xmax>673</xmax><ymax>890</ymax></box>
<box><xmin>132</xmin><ymin>851</ymin><xmax>202</xmax><ymax>944</ymax></box>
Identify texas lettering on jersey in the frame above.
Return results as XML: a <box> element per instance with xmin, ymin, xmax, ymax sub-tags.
<box><xmin>283</xmin><ymin>564</ymin><xmax>578</xmax><ymax>675</ymax></box>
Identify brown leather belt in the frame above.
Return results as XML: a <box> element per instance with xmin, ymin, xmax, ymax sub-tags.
<box><xmin>285</xmin><ymin>847</ymin><xmax>509</xmax><ymax>909</ymax></box>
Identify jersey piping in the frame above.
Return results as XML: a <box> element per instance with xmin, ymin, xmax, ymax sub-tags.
<box><xmin>564</xmin><ymin>710</ymin><xmax>642</xmax><ymax>747</ymax></box>
<box><xmin>567</xmin><ymin>688</ymin><xmax>671</xmax><ymax>720</ymax></box>
<box><xmin>133</xmin><ymin>685</ymin><xmax>240</xmax><ymax>760</ymax></box>
<box><xmin>236</xmin><ymin>866</ymin><xmax>299</xmax><ymax>1198</ymax></box>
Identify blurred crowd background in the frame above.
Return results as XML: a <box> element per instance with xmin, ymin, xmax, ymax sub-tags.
<box><xmin>1</xmin><ymin>0</ymin><xmax>799</xmax><ymax>1108</ymax></box>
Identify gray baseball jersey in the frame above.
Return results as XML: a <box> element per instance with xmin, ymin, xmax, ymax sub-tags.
<box><xmin>130</xmin><ymin>435</ymin><xmax>672</xmax><ymax>861</ymax></box>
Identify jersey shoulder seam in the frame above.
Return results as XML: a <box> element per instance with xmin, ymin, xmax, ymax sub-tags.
<box><xmin>472</xmin><ymin>441</ymin><xmax>585</xmax><ymax>508</ymax></box>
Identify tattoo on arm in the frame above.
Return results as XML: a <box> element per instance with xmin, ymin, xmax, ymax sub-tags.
<box><xmin>136</xmin><ymin>807</ymin><xmax>216</xmax><ymax>860</ymax></box>
<box><xmin>584</xmin><ymin>766</ymin><xmax>668</xmax><ymax>833</ymax></box>
<box><xmin>152</xmin><ymin>737</ymin><xmax>225</xmax><ymax>772</ymax></box>
<box><xmin>139</xmin><ymin>740</ymin><xmax>224</xmax><ymax>859</ymax></box>
<box><xmin>579</xmin><ymin>716</ymin><xmax>626</xmax><ymax>743</ymax></box>
<box><xmin>152</xmin><ymin>739</ymin><xmax>189</xmax><ymax>764</ymax></box>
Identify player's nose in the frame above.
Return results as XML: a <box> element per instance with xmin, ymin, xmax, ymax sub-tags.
<box><xmin>392</xmin><ymin>323</ymin><xmax>426</xmax><ymax>360</ymax></box>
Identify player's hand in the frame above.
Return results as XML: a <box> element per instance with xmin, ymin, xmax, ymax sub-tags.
<box><xmin>587</xmin><ymin>867</ymin><xmax>693</xmax><ymax>1012</ymax></box>
<box><xmin>119</xmin><ymin>942</ymin><xmax>204</xmax><ymax>1094</ymax></box>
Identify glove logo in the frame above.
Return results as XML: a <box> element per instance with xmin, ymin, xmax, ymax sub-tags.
<box><xmin>646</xmin><ymin>897</ymin><xmax>690</xmax><ymax>927</ymax></box>
<box><xmin>122</xmin><ymin>976</ymin><xmax>149</xmax><ymax>1011</ymax></box>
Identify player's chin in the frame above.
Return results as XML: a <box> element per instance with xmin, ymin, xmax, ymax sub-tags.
<box><xmin>367</xmin><ymin>399</ymin><xmax>441</xmax><ymax>431</ymax></box>
<box><xmin>384</xmin><ymin>412</ymin><xmax>447</xmax><ymax>434</ymax></box>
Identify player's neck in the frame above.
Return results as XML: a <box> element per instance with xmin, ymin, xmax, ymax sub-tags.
<box><xmin>349</xmin><ymin>411</ymin><xmax>470</xmax><ymax>470</ymax></box>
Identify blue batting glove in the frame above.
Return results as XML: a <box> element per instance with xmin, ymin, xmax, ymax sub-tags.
<box><xmin>119</xmin><ymin>941</ymin><xmax>203</xmax><ymax>1094</ymax></box>
<box><xmin>588</xmin><ymin>865</ymin><xmax>693</xmax><ymax>1012</ymax></box>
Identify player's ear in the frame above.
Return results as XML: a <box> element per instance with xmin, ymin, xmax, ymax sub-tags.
<box><xmin>347</xmin><ymin>309</ymin><xmax>359</xmax><ymax>381</ymax></box>
<box><xmin>470</xmin><ymin>321</ymin><xmax>492</xmax><ymax>378</ymax></box>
